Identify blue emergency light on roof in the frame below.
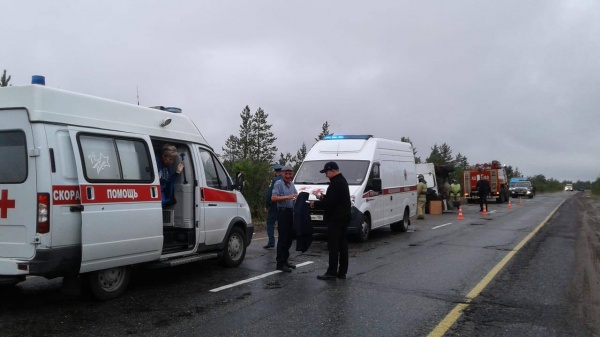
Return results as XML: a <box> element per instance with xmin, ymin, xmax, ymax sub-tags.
<box><xmin>31</xmin><ymin>75</ymin><xmax>45</xmax><ymax>85</ymax></box>
<box><xmin>323</xmin><ymin>134</ymin><xmax>373</xmax><ymax>140</ymax></box>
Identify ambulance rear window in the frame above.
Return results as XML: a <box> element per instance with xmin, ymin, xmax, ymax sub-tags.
<box><xmin>0</xmin><ymin>131</ymin><xmax>27</xmax><ymax>183</ymax></box>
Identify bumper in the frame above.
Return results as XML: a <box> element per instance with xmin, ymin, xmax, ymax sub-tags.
<box><xmin>310</xmin><ymin>221</ymin><xmax>361</xmax><ymax>235</ymax></box>
<box><xmin>0</xmin><ymin>245</ymin><xmax>80</xmax><ymax>279</ymax></box>
<box><xmin>245</xmin><ymin>224</ymin><xmax>254</xmax><ymax>246</ymax></box>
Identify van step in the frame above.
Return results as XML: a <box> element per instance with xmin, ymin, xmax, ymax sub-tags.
<box><xmin>147</xmin><ymin>253</ymin><xmax>219</xmax><ymax>269</ymax></box>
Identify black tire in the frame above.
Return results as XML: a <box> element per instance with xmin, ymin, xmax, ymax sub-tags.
<box><xmin>355</xmin><ymin>214</ymin><xmax>371</xmax><ymax>242</ymax></box>
<box><xmin>529</xmin><ymin>193</ymin><xmax>534</xmax><ymax>199</ymax></box>
<box><xmin>221</xmin><ymin>227</ymin><xmax>246</xmax><ymax>267</ymax></box>
<box><xmin>87</xmin><ymin>266</ymin><xmax>131</xmax><ymax>301</ymax></box>
<box><xmin>391</xmin><ymin>209</ymin><xmax>409</xmax><ymax>232</ymax></box>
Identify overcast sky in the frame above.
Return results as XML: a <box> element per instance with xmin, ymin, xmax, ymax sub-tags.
<box><xmin>3</xmin><ymin>1</ymin><xmax>599</xmax><ymax>182</ymax></box>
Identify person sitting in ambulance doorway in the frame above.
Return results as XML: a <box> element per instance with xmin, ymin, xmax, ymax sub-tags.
<box><xmin>157</xmin><ymin>144</ymin><xmax>184</xmax><ymax>207</ymax></box>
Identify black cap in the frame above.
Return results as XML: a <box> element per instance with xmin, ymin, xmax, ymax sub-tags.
<box><xmin>319</xmin><ymin>161</ymin><xmax>339</xmax><ymax>173</ymax></box>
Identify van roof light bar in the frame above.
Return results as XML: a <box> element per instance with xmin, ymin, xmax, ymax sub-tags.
<box><xmin>323</xmin><ymin>134</ymin><xmax>373</xmax><ymax>140</ymax></box>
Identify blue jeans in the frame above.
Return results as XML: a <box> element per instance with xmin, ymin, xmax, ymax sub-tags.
<box><xmin>266</xmin><ymin>207</ymin><xmax>278</xmax><ymax>246</ymax></box>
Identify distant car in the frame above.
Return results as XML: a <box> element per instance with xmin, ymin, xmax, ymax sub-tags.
<box><xmin>577</xmin><ymin>186</ymin><xmax>585</xmax><ymax>191</ymax></box>
<box><xmin>510</xmin><ymin>181</ymin><xmax>536</xmax><ymax>198</ymax></box>
<box><xmin>565</xmin><ymin>184</ymin><xmax>573</xmax><ymax>191</ymax></box>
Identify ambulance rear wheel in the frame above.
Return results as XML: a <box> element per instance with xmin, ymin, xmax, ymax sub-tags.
<box><xmin>87</xmin><ymin>266</ymin><xmax>131</xmax><ymax>301</ymax></box>
<box><xmin>221</xmin><ymin>227</ymin><xmax>246</xmax><ymax>267</ymax></box>
<box><xmin>355</xmin><ymin>214</ymin><xmax>371</xmax><ymax>242</ymax></box>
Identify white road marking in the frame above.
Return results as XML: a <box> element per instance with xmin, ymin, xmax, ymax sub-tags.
<box><xmin>209</xmin><ymin>261</ymin><xmax>314</xmax><ymax>292</ymax></box>
<box><xmin>431</xmin><ymin>223</ymin><xmax>452</xmax><ymax>230</ymax></box>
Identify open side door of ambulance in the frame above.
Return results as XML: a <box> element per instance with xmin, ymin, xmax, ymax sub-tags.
<box><xmin>68</xmin><ymin>127</ymin><xmax>163</xmax><ymax>273</ymax></box>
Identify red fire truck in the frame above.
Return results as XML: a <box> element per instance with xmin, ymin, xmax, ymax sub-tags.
<box><xmin>463</xmin><ymin>160</ymin><xmax>510</xmax><ymax>203</ymax></box>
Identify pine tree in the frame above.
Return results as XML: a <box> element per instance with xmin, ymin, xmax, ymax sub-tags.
<box><xmin>294</xmin><ymin>142</ymin><xmax>307</xmax><ymax>171</ymax></box>
<box><xmin>315</xmin><ymin>121</ymin><xmax>331</xmax><ymax>142</ymax></box>
<box><xmin>250</xmin><ymin>107</ymin><xmax>277</xmax><ymax>163</ymax></box>
<box><xmin>0</xmin><ymin>70</ymin><xmax>11</xmax><ymax>87</ymax></box>
<box><xmin>278</xmin><ymin>152</ymin><xmax>296</xmax><ymax>166</ymax></box>
<box><xmin>426</xmin><ymin>144</ymin><xmax>442</xmax><ymax>164</ymax></box>
<box><xmin>221</xmin><ymin>106</ymin><xmax>254</xmax><ymax>163</ymax></box>
<box><xmin>455</xmin><ymin>153</ymin><xmax>469</xmax><ymax>167</ymax></box>
<box><xmin>439</xmin><ymin>143</ymin><xmax>453</xmax><ymax>164</ymax></box>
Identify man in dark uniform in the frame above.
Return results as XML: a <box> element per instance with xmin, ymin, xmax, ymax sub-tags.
<box><xmin>312</xmin><ymin>161</ymin><xmax>351</xmax><ymax>280</ymax></box>
<box><xmin>263</xmin><ymin>164</ymin><xmax>283</xmax><ymax>249</ymax></box>
<box><xmin>271</xmin><ymin>166</ymin><xmax>298</xmax><ymax>272</ymax></box>
<box><xmin>476</xmin><ymin>175</ymin><xmax>491</xmax><ymax>212</ymax></box>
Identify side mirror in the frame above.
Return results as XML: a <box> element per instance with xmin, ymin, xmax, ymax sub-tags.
<box><xmin>234</xmin><ymin>172</ymin><xmax>245</xmax><ymax>192</ymax></box>
<box><xmin>368</xmin><ymin>178</ymin><xmax>382</xmax><ymax>192</ymax></box>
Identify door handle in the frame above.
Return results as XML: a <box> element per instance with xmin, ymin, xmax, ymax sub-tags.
<box><xmin>70</xmin><ymin>205</ymin><xmax>84</xmax><ymax>212</ymax></box>
<box><xmin>208</xmin><ymin>203</ymin><xmax>217</xmax><ymax>206</ymax></box>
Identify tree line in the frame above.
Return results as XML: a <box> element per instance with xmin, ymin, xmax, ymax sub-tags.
<box><xmin>2</xmin><ymin>70</ymin><xmax>598</xmax><ymax>219</ymax></box>
<box><xmin>219</xmin><ymin>105</ymin><xmax>600</xmax><ymax>221</ymax></box>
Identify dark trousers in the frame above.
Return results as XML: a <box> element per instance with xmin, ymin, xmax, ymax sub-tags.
<box><xmin>479</xmin><ymin>195</ymin><xmax>488</xmax><ymax>211</ymax></box>
<box><xmin>266</xmin><ymin>207</ymin><xmax>278</xmax><ymax>246</ymax></box>
<box><xmin>326</xmin><ymin>222</ymin><xmax>348</xmax><ymax>276</ymax></box>
<box><xmin>276</xmin><ymin>209</ymin><xmax>294</xmax><ymax>267</ymax></box>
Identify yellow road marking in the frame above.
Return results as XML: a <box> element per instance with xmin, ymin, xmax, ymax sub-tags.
<box><xmin>427</xmin><ymin>200</ymin><xmax>565</xmax><ymax>337</ymax></box>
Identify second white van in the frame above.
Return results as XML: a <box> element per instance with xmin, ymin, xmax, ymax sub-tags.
<box><xmin>294</xmin><ymin>135</ymin><xmax>417</xmax><ymax>241</ymax></box>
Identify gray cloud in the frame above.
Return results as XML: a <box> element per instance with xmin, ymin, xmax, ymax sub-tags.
<box><xmin>3</xmin><ymin>0</ymin><xmax>599</xmax><ymax>181</ymax></box>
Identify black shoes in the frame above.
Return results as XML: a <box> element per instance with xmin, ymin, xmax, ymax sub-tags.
<box><xmin>337</xmin><ymin>274</ymin><xmax>346</xmax><ymax>279</ymax></box>
<box><xmin>276</xmin><ymin>265</ymin><xmax>292</xmax><ymax>273</ymax></box>
<box><xmin>285</xmin><ymin>262</ymin><xmax>296</xmax><ymax>269</ymax></box>
<box><xmin>263</xmin><ymin>244</ymin><xmax>274</xmax><ymax>249</ymax></box>
<box><xmin>317</xmin><ymin>274</ymin><xmax>337</xmax><ymax>280</ymax></box>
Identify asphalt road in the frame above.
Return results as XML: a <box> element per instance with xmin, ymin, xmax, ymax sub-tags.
<box><xmin>0</xmin><ymin>192</ymin><xmax>596</xmax><ymax>337</ymax></box>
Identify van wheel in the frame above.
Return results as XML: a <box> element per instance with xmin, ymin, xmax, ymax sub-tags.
<box><xmin>221</xmin><ymin>227</ymin><xmax>246</xmax><ymax>267</ymax></box>
<box><xmin>391</xmin><ymin>209</ymin><xmax>409</xmax><ymax>232</ymax></box>
<box><xmin>355</xmin><ymin>214</ymin><xmax>370</xmax><ymax>242</ymax></box>
<box><xmin>87</xmin><ymin>266</ymin><xmax>131</xmax><ymax>301</ymax></box>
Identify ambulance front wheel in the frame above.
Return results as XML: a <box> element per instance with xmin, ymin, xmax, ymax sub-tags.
<box><xmin>86</xmin><ymin>266</ymin><xmax>132</xmax><ymax>301</ymax></box>
<box><xmin>355</xmin><ymin>214</ymin><xmax>371</xmax><ymax>242</ymax></box>
<box><xmin>221</xmin><ymin>227</ymin><xmax>246</xmax><ymax>268</ymax></box>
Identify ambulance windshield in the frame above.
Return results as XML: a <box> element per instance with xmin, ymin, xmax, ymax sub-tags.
<box><xmin>294</xmin><ymin>160</ymin><xmax>370</xmax><ymax>185</ymax></box>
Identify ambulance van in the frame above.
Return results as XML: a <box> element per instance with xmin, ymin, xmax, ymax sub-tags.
<box><xmin>0</xmin><ymin>82</ymin><xmax>253</xmax><ymax>300</ymax></box>
<box><xmin>294</xmin><ymin>135</ymin><xmax>417</xmax><ymax>242</ymax></box>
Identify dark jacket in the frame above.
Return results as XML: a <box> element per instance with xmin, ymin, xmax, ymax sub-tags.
<box><xmin>315</xmin><ymin>173</ymin><xmax>351</xmax><ymax>226</ymax></box>
<box><xmin>265</xmin><ymin>176</ymin><xmax>282</xmax><ymax>209</ymax></box>
<box><xmin>293</xmin><ymin>192</ymin><xmax>312</xmax><ymax>252</ymax></box>
<box><xmin>476</xmin><ymin>179</ymin><xmax>491</xmax><ymax>197</ymax></box>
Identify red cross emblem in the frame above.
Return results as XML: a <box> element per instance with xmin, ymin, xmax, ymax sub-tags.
<box><xmin>0</xmin><ymin>190</ymin><xmax>16</xmax><ymax>218</ymax></box>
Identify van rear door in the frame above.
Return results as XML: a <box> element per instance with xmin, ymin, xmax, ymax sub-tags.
<box><xmin>68</xmin><ymin>128</ymin><xmax>162</xmax><ymax>273</ymax></box>
<box><xmin>0</xmin><ymin>109</ymin><xmax>37</xmax><ymax>260</ymax></box>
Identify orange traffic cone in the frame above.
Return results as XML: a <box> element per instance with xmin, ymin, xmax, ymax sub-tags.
<box><xmin>481</xmin><ymin>204</ymin><xmax>488</xmax><ymax>215</ymax></box>
<box><xmin>457</xmin><ymin>207</ymin><xmax>464</xmax><ymax>220</ymax></box>
<box><xmin>518</xmin><ymin>197</ymin><xmax>522</xmax><ymax>205</ymax></box>
<box><xmin>507</xmin><ymin>199</ymin><xmax>513</xmax><ymax>209</ymax></box>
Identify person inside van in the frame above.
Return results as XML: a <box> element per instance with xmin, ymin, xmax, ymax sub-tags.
<box><xmin>157</xmin><ymin>144</ymin><xmax>184</xmax><ymax>207</ymax></box>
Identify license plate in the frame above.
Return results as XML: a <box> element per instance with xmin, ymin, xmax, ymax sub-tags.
<box><xmin>311</xmin><ymin>214</ymin><xmax>323</xmax><ymax>221</ymax></box>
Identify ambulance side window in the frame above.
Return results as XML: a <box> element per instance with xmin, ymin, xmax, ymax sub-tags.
<box><xmin>0</xmin><ymin>130</ymin><xmax>27</xmax><ymax>183</ymax></box>
<box><xmin>199</xmin><ymin>149</ymin><xmax>229</xmax><ymax>190</ymax></box>
<box><xmin>78</xmin><ymin>134</ymin><xmax>152</xmax><ymax>182</ymax></box>
<box><xmin>116</xmin><ymin>139</ymin><xmax>152</xmax><ymax>181</ymax></box>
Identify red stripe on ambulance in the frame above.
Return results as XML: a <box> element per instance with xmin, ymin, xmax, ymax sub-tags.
<box><xmin>202</xmin><ymin>187</ymin><xmax>237</xmax><ymax>203</ymax></box>
<box><xmin>79</xmin><ymin>184</ymin><xmax>161</xmax><ymax>203</ymax></box>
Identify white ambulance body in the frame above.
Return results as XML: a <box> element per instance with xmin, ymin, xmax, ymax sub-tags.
<box><xmin>294</xmin><ymin>135</ymin><xmax>417</xmax><ymax>242</ymax></box>
<box><xmin>0</xmin><ymin>84</ymin><xmax>253</xmax><ymax>300</ymax></box>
